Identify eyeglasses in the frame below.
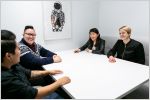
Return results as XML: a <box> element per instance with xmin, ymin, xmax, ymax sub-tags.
<box><xmin>25</xmin><ymin>33</ymin><xmax>36</xmax><ymax>37</ymax></box>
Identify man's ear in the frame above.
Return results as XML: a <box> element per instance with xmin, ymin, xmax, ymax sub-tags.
<box><xmin>5</xmin><ymin>52</ymin><xmax>12</xmax><ymax>60</ymax></box>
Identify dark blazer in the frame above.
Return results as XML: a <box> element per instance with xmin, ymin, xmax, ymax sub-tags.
<box><xmin>107</xmin><ymin>39</ymin><xmax>145</xmax><ymax>64</ymax></box>
<box><xmin>79</xmin><ymin>38</ymin><xmax>105</xmax><ymax>54</ymax></box>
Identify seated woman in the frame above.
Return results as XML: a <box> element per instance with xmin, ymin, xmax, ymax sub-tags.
<box><xmin>74</xmin><ymin>28</ymin><xmax>105</xmax><ymax>54</ymax></box>
<box><xmin>1</xmin><ymin>30</ymin><xmax>71</xmax><ymax>99</ymax></box>
<box><xmin>107</xmin><ymin>25</ymin><xmax>145</xmax><ymax>64</ymax></box>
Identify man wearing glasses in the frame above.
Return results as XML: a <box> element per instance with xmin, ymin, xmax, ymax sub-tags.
<box><xmin>19</xmin><ymin>25</ymin><xmax>63</xmax><ymax>86</ymax></box>
<box><xmin>19</xmin><ymin>25</ymin><xmax>62</xmax><ymax>71</ymax></box>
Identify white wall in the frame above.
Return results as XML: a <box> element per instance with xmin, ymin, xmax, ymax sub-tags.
<box><xmin>99</xmin><ymin>0</ymin><xmax>149</xmax><ymax>65</ymax></box>
<box><xmin>1</xmin><ymin>0</ymin><xmax>149</xmax><ymax>64</ymax></box>
<box><xmin>1</xmin><ymin>0</ymin><xmax>99</xmax><ymax>52</ymax></box>
<box><xmin>1</xmin><ymin>1</ymin><xmax>44</xmax><ymax>44</ymax></box>
<box><xmin>99</xmin><ymin>0</ymin><xmax>149</xmax><ymax>39</ymax></box>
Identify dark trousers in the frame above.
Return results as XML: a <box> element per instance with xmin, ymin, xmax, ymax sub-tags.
<box><xmin>30</xmin><ymin>75</ymin><xmax>72</xmax><ymax>99</ymax></box>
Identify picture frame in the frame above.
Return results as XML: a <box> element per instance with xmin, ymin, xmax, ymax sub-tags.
<box><xmin>43</xmin><ymin>0</ymin><xmax>71</xmax><ymax>40</ymax></box>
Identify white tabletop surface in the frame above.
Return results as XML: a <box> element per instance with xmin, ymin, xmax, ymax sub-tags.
<box><xmin>43</xmin><ymin>50</ymin><xmax>149</xmax><ymax>99</ymax></box>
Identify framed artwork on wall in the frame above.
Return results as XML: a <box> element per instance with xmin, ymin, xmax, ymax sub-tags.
<box><xmin>43</xmin><ymin>1</ymin><xmax>71</xmax><ymax>40</ymax></box>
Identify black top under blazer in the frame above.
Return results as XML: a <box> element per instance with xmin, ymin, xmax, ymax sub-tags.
<box><xmin>79</xmin><ymin>38</ymin><xmax>105</xmax><ymax>54</ymax></box>
<box><xmin>107</xmin><ymin>39</ymin><xmax>145</xmax><ymax>64</ymax></box>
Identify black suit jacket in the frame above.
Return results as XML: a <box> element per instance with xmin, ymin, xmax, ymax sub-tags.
<box><xmin>79</xmin><ymin>38</ymin><xmax>105</xmax><ymax>54</ymax></box>
<box><xmin>107</xmin><ymin>39</ymin><xmax>145</xmax><ymax>64</ymax></box>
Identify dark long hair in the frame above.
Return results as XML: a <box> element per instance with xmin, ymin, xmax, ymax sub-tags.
<box><xmin>88</xmin><ymin>28</ymin><xmax>100</xmax><ymax>46</ymax></box>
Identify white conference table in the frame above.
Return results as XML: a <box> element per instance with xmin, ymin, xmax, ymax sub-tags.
<box><xmin>43</xmin><ymin>50</ymin><xmax>149</xmax><ymax>99</ymax></box>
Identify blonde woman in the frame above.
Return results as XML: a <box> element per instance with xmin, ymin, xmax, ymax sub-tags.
<box><xmin>107</xmin><ymin>26</ymin><xmax>145</xmax><ymax>64</ymax></box>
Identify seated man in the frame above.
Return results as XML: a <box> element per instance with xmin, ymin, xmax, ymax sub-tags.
<box><xmin>1</xmin><ymin>30</ymin><xmax>71</xmax><ymax>99</ymax></box>
<box><xmin>19</xmin><ymin>25</ymin><xmax>61</xmax><ymax>70</ymax></box>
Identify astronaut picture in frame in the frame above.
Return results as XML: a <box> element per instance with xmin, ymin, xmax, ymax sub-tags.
<box><xmin>51</xmin><ymin>1</ymin><xmax>65</xmax><ymax>32</ymax></box>
<box><xmin>43</xmin><ymin>1</ymin><xmax>71</xmax><ymax>40</ymax></box>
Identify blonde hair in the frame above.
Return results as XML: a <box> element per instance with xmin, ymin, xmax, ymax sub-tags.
<box><xmin>119</xmin><ymin>25</ymin><xmax>131</xmax><ymax>34</ymax></box>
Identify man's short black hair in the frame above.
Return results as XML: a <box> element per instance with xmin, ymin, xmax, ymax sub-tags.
<box><xmin>1</xmin><ymin>30</ymin><xmax>16</xmax><ymax>62</ymax></box>
<box><xmin>1</xmin><ymin>30</ymin><xmax>16</xmax><ymax>40</ymax></box>
<box><xmin>24</xmin><ymin>25</ymin><xmax>34</xmax><ymax>32</ymax></box>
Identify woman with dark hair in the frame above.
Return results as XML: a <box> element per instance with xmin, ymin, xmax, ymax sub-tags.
<box><xmin>74</xmin><ymin>28</ymin><xmax>105</xmax><ymax>54</ymax></box>
<box><xmin>1</xmin><ymin>30</ymin><xmax>71</xmax><ymax>99</ymax></box>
